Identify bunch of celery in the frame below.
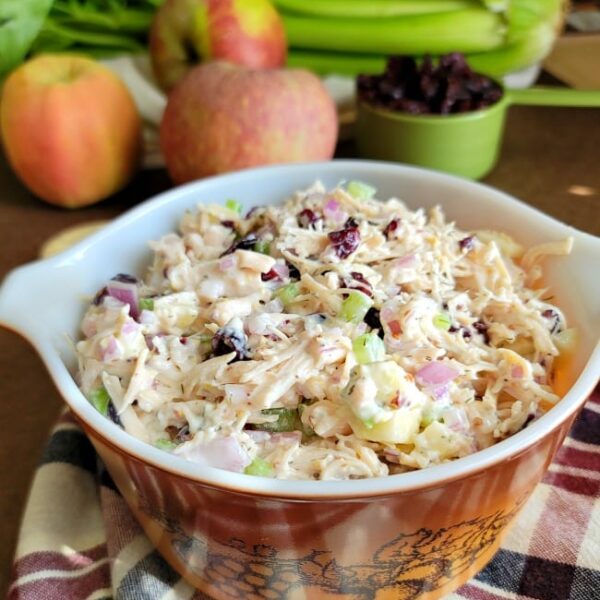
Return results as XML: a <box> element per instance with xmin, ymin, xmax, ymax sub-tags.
<box><xmin>0</xmin><ymin>0</ymin><xmax>163</xmax><ymax>77</ymax></box>
<box><xmin>275</xmin><ymin>0</ymin><xmax>566</xmax><ymax>78</ymax></box>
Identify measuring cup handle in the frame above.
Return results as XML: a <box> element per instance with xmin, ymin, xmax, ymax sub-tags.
<box><xmin>506</xmin><ymin>87</ymin><xmax>600</xmax><ymax>108</ymax></box>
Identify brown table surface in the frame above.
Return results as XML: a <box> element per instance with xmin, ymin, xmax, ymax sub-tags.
<box><xmin>0</xmin><ymin>102</ymin><xmax>599</xmax><ymax>596</ymax></box>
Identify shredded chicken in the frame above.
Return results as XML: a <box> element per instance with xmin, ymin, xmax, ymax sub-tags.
<box><xmin>76</xmin><ymin>181</ymin><xmax>574</xmax><ymax>479</ymax></box>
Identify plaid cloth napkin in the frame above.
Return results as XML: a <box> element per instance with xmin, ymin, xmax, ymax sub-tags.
<box><xmin>8</xmin><ymin>387</ymin><xmax>600</xmax><ymax>600</ymax></box>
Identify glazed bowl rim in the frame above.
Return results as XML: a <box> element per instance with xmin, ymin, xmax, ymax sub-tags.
<box><xmin>2</xmin><ymin>160</ymin><xmax>599</xmax><ymax>500</ymax></box>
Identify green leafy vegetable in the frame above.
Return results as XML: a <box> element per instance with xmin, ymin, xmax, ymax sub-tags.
<box><xmin>0</xmin><ymin>0</ymin><xmax>54</xmax><ymax>77</ymax></box>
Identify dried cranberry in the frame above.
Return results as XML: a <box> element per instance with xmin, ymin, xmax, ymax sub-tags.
<box><xmin>221</xmin><ymin>220</ymin><xmax>236</xmax><ymax>230</ymax></box>
<box><xmin>108</xmin><ymin>402</ymin><xmax>122</xmax><ymax>427</ymax></box>
<box><xmin>448</xmin><ymin>325</ymin><xmax>471</xmax><ymax>341</ymax></box>
<box><xmin>212</xmin><ymin>326</ymin><xmax>250</xmax><ymax>361</ymax></box>
<box><xmin>364</xmin><ymin>307</ymin><xmax>384</xmax><ymax>338</ymax></box>
<box><xmin>328</xmin><ymin>223</ymin><xmax>361</xmax><ymax>259</ymax></box>
<box><xmin>383</xmin><ymin>219</ymin><xmax>400</xmax><ymax>239</ymax></box>
<box><xmin>261</xmin><ymin>269</ymin><xmax>280</xmax><ymax>282</ymax></box>
<box><xmin>297</xmin><ymin>209</ymin><xmax>319</xmax><ymax>228</ymax></box>
<box><xmin>166</xmin><ymin>424</ymin><xmax>191</xmax><ymax>442</ymax></box>
<box><xmin>221</xmin><ymin>233</ymin><xmax>258</xmax><ymax>256</ymax></box>
<box><xmin>286</xmin><ymin>262</ymin><xmax>301</xmax><ymax>280</ymax></box>
<box><xmin>473</xmin><ymin>320</ymin><xmax>490</xmax><ymax>344</ymax></box>
<box><xmin>342</xmin><ymin>272</ymin><xmax>373</xmax><ymax>298</ymax></box>
<box><xmin>459</xmin><ymin>236</ymin><xmax>474</xmax><ymax>251</ymax></box>
<box><xmin>245</xmin><ymin>206</ymin><xmax>263</xmax><ymax>219</ymax></box>
<box><xmin>92</xmin><ymin>286</ymin><xmax>108</xmax><ymax>306</ymax></box>
<box><xmin>111</xmin><ymin>273</ymin><xmax>138</xmax><ymax>284</ymax></box>
<box><xmin>357</xmin><ymin>53</ymin><xmax>503</xmax><ymax>116</ymax></box>
<box><xmin>542</xmin><ymin>309</ymin><xmax>561</xmax><ymax>334</ymax></box>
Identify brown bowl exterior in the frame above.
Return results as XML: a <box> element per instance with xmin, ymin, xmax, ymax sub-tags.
<box><xmin>78</xmin><ymin>412</ymin><xmax>578</xmax><ymax>600</ymax></box>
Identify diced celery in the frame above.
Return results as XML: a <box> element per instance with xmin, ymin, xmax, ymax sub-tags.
<box><xmin>155</xmin><ymin>438</ymin><xmax>177</xmax><ymax>451</ymax></box>
<box><xmin>347</xmin><ymin>180</ymin><xmax>376</xmax><ymax>200</ymax></box>
<box><xmin>225</xmin><ymin>199</ymin><xmax>242</xmax><ymax>214</ymax></box>
<box><xmin>139</xmin><ymin>297</ymin><xmax>154</xmax><ymax>311</ymax></box>
<box><xmin>275</xmin><ymin>283</ymin><xmax>300</xmax><ymax>306</ymax></box>
<box><xmin>340</xmin><ymin>291</ymin><xmax>373</xmax><ymax>324</ymax></box>
<box><xmin>244</xmin><ymin>457</ymin><xmax>274</xmax><ymax>477</ymax></box>
<box><xmin>253</xmin><ymin>240</ymin><xmax>271</xmax><ymax>255</ymax></box>
<box><xmin>433</xmin><ymin>313</ymin><xmax>452</xmax><ymax>331</ymax></box>
<box><xmin>252</xmin><ymin>408</ymin><xmax>302</xmax><ymax>432</ymax></box>
<box><xmin>353</xmin><ymin>333</ymin><xmax>385</xmax><ymax>364</ymax></box>
<box><xmin>88</xmin><ymin>386</ymin><xmax>110</xmax><ymax>416</ymax></box>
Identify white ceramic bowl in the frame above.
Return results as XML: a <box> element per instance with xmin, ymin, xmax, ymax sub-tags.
<box><xmin>0</xmin><ymin>161</ymin><xmax>598</xmax><ymax>599</ymax></box>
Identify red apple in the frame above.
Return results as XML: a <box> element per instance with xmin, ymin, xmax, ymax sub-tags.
<box><xmin>160</xmin><ymin>61</ymin><xmax>338</xmax><ymax>183</ymax></box>
<box><xmin>0</xmin><ymin>55</ymin><xmax>142</xmax><ymax>209</ymax></box>
<box><xmin>150</xmin><ymin>0</ymin><xmax>287</xmax><ymax>92</ymax></box>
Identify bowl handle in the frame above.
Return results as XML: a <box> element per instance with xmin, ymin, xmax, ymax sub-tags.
<box><xmin>0</xmin><ymin>261</ymin><xmax>54</xmax><ymax>344</ymax></box>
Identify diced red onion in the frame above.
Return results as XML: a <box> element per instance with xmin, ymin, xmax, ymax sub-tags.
<box><xmin>245</xmin><ymin>430</ymin><xmax>271</xmax><ymax>443</ymax></box>
<box><xmin>323</xmin><ymin>199</ymin><xmax>347</xmax><ymax>225</ymax></box>
<box><xmin>121</xmin><ymin>321</ymin><xmax>140</xmax><ymax>336</ymax></box>
<box><xmin>432</xmin><ymin>383</ymin><xmax>450</xmax><ymax>401</ymax></box>
<box><xmin>396</xmin><ymin>254</ymin><xmax>416</xmax><ymax>268</ymax></box>
<box><xmin>264</xmin><ymin>299</ymin><xmax>283</xmax><ymax>313</ymax></box>
<box><xmin>271</xmin><ymin>431</ymin><xmax>302</xmax><ymax>445</ymax></box>
<box><xmin>442</xmin><ymin>407</ymin><xmax>469</xmax><ymax>432</ymax></box>
<box><xmin>219</xmin><ymin>255</ymin><xmax>236</xmax><ymax>271</ymax></box>
<box><xmin>272</xmin><ymin>262</ymin><xmax>290</xmax><ymax>280</ymax></box>
<box><xmin>225</xmin><ymin>384</ymin><xmax>250</xmax><ymax>404</ymax></box>
<box><xmin>416</xmin><ymin>362</ymin><xmax>459</xmax><ymax>386</ymax></box>
<box><xmin>177</xmin><ymin>436</ymin><xmax>250</xmax><ymax>472</ymax></box>
<box><xmin>381</xmin><ymin>307</ymin><xmax>394</xmax><ymax>321</ymax></box>
<box><xmin>511</xmin><ymin>366</ymin><xmax>524</xmax><ymax>379</ymax></box>
<box><xmin>99</xmin><ymin>336</ymin><xmax>121</xmax><ymax>362</ymax></box>
<box><xmin>383</xmin><ymin>447</ymin><xmax>402</xmax><ymax>464</ymax></box>
<box><xmin>324</xmin><ymin>199</ymin><xmax>340</xmax><ymax>216</ymax></box>
<box><xmin>139</xmin><ymin>310</ymin><xmax>157</xmax><ymax>327</ymax></box>
<box><xmin>107</xmin><ymin>280</ymin><xmax>139</xmax><ymax>320</ymax></box>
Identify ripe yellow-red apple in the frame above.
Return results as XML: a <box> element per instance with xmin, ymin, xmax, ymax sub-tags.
<box><xmin>0</xmin><ymin>54</ymin><xmax>142</xmax><ymax>209</ymax></box>
<box><xmin>150</xmin><ymin>0</ymin><xmax>286</xmax><ymax>91</ymax></box>
<box><xmin>160</xmin><ymin>61</ymin><xmax>338</xmax><ymax>183</ymax></box>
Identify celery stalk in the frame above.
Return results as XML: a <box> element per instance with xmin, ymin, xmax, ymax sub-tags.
<box><xmin>506</xmin><ymin>0</ymin><xmax>564</xmax><ymax>43</ymax></box>
<box><xmin>274</xmin><ymin>0</ymin><xmax>477</xmax><ymax>18</ymax></box>
<box><xmin>282</xmin><ymin>9</ymin><xmax>506</xmax><ymax>55</ymax></box>
<box><xmin>467</xmin><ymin>22</ymin><xmax>558</xmax><ymax>77</ymax></box>
<box><xmin>287</xmin><ymin>19</ymin><xmax>557</xmax><ymax>79</ymax></box>
<box><xmin>287</xmin><ymin>50</ymin><xmax>385</xmax><ymax>76</ymax></box>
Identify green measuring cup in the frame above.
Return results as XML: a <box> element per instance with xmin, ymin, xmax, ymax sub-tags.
<box><xmin>355</xmin><ymin>86</ymin><xmax>600</xmax><ymax>180</ymax></box>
